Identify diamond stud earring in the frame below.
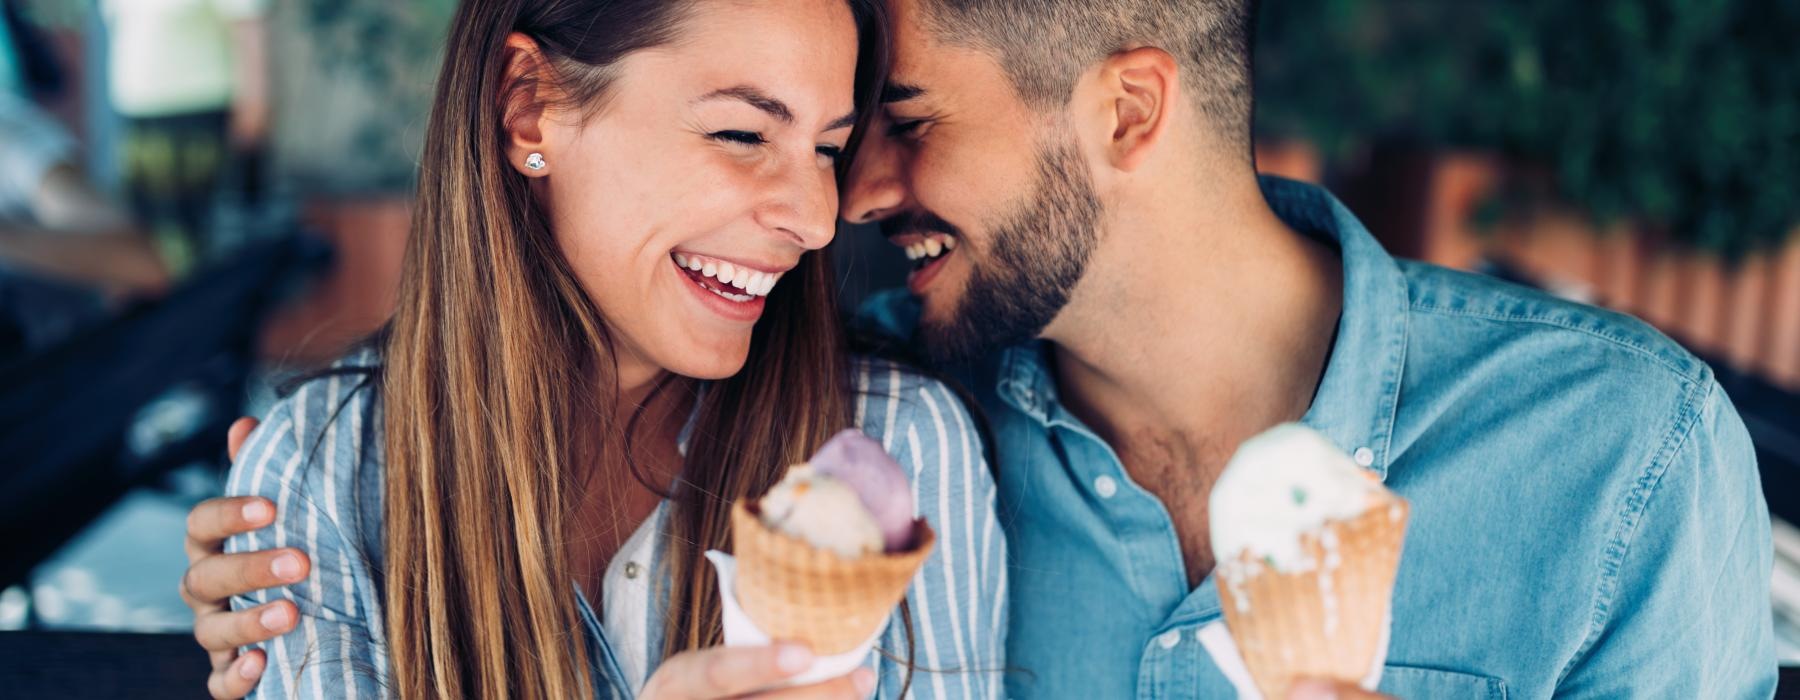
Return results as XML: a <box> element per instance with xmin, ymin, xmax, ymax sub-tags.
<box><xmin>525</xmin><ymin>153</ymin><xmax>546</xmax><ymax>171</ymax></box>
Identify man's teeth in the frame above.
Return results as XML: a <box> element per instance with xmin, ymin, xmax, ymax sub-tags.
<box><xmin>672</xmin><ymin>253</ymin><xmax>782</xmax><ymax>298</ymax></box>
<box><xmin>904</xmin><ymin>235</ymin><xmax>957</xmax><ymax>261</ymax></box>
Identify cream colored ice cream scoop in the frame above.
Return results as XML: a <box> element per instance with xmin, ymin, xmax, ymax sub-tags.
<box><xmin>759</xmin><ymin>466</ymin><xmax>885</xmax><ymax>558</ymax></box>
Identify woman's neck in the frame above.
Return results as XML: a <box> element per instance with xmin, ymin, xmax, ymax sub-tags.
<box><xmin>568</xmin><ymin>359</ymin><xmax>695</xmax><ymax>601</ymax></box>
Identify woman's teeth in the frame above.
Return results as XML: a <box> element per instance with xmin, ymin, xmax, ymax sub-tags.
<box><xmin>903</xmin><ymin>235</ymin><xmax>956</xmax><ymax>263</ymax></box>
<box><xmin>672</xmin><ymin>253</ymin><xmax>783</xmax><ymax>300</ymax></box>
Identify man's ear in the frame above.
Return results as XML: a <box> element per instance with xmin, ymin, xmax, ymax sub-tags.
<box><xmin>1075</xmin><ymin>46</ymin><xmax>1179</xmax><ymax>173</ymax></box>
<box><xmin>500</xmin><ymin>33</ymin><xmax>557</xmax><ymax>177</ymax></box>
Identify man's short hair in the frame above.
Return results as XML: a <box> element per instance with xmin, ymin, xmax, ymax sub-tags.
<box><xmin>919</xmin><ymin>0</ymin><xmax>1257</xmax><ymax>154</ymax></box>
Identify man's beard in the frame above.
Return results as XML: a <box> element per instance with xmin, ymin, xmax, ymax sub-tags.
<box><xmin>920</xmin><ymin>136</ymin><xmax>1101</xmax><ymax>365</ymax></box>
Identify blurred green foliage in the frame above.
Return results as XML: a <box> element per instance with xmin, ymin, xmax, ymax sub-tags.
<box><xmin>18</xmin><ymin>0</ymin><xmax>83</xmax><ymax>29</ymax></box>
<box><xmin>283</xmin><ymin>0</ymin><xmax>457</xmax><ymax>193</ymax></box>
<box><xmin>299</xmin><ymin>0</ymin><xmax>458</xmax><ymax>89</ymax></box>
<box><xmin>1256</xmin><ymin>0</ymin><xmax>1800</xmax><ymax>255</ymax></box>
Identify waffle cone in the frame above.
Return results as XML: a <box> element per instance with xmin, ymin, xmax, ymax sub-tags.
<box><xmin>730</xmin><ymin>501</ymin><xmax>936</xmax><ymax>655</ymax></box>
<box><xmin>1215</xmin><ymin>497</ymin><xmax>1409</xmax><ymax>699</ymax></box>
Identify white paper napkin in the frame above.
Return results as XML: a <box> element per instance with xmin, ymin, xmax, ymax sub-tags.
<box><xmin>704</xmin><ymin>550</ymin><xmax>884</xmax><ymax>691</ymax></box>
<box><xmin>1196</xmin><ymin>613</ymin><xmax>1391</xmax><ymax>700</ymax></box>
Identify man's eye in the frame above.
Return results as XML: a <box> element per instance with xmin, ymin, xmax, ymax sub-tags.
<box><xmin>887</xmin><ymin>119</ymin><xmax>929</xmax><ymax>138</ymax></box>
<box><xmin>816</xmin><ymin>145</ymin><xmax>845</xmax><ymax>162</ymax></box>
<box><xmin>709</xmin><ymin>130</ymin><xmax>767</xmax><ymax>146</ymax></box>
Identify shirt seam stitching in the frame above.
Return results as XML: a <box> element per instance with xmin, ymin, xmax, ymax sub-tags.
<box><xmin>1407</xmin><ymin>303</ymin><xmax>1699</xmax><ymax>380</ymax></box>
<box><xmin>1556</xmin><ymin>378</ymin><xmax>1712</xmax><ymax>685</ymax></box>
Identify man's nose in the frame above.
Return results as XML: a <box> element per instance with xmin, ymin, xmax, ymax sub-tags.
<box><xmin>841</xmin><ymin>128</ymin><xmax>908</xmax><ymax>225</ymax></box>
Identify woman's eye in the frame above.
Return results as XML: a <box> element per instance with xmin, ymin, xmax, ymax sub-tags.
<box><xmin>710</xmin><ymin>130</ymin><xmax>767</xmax><ymax>146</ymax></box>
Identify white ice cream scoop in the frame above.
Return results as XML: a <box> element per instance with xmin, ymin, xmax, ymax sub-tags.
<box><xmin>1208</xmin><ymin>423</ymin><xmax>1386</xmax><ymax>572</ymax></box>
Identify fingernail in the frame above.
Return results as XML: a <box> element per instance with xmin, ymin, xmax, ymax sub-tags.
<box><xmin>852</xmin><ymin>668</ymin><xmax>877</xmax><ymax>695</ymax></box>
<box><xmin>775</xmin><ymin>643</ymin><xmax>814</xmax><ymax>674</ymax></box>
<box><xmin>1288</xmin><ymin>680</ymin><xmax>1340</xmax><ymax>700</ymax></box>
<box><xmin>238</xmin><ymin>653</ymin><xmax>263</xmax><ymax>679</ymax></box>
<box><xmin>271</xmin><ymin>554</ymin><xmax>302</xmax><ymax>580</ymax></box>
<box><xmin>259</xmin><ymin>606</ymin><xmax>290</xmax><ymax>630</ymax></box>
<box><xmin>243</xmin><ymin>501</ymin><xmax>272</xmax><ymax>524</ymax></box>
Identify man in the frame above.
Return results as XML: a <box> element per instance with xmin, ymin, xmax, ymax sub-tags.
<box><xmin>180</xmin><ymin>0</ymin><xmax>1776</xmax><ymax>697</ymax></box>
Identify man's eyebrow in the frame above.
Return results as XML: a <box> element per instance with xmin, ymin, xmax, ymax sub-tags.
<box><xmin>826</xmin><ymin>112</ymin><xmax>858</xmax><ymax>131</ymax></box>
<box><xmin>881</xmin><ymin>82</ymin><xmax>925</xmax><ymax>104</ymax></box>
<box><xmin>695</xmin><ymin>85</ymin><xmax>793</xmax><ymax>123</ymax></box>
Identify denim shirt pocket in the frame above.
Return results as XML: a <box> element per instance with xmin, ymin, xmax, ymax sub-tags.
<box><xmin>1379</xmin><ymin>665</ymin><xmax>1508</xmax><ymax>699</ymax></box>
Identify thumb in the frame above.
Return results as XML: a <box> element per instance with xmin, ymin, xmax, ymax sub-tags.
<box><xmin>227</xmin><ymin>417</ymin><xmax>260</xmax><ymax>462</ymax></box>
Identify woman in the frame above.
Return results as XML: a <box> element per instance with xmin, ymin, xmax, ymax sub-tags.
<box><xmin>222</xmin><ymin>0</ymin><xmax>1004</xmax><ymax>697</ymax></box>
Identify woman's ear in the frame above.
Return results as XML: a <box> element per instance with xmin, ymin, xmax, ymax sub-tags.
<box><xmin>500</xmin><ymin>33</ymin><xmax>556</xmax><ymax>177</ymax></box>
<box><xmin>1074</xmin><ymin>46</ymin><xmax>1179</xmax><ymax>173</ymax></box>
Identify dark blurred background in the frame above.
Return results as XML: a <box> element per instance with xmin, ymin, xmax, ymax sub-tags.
<box><xmin>0</xmin><ymin>0</ymin><xmax>1793</xmax><ymax>694</ymax></box>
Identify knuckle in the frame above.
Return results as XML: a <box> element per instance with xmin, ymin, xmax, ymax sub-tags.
<box><xmin>232</xmin><ymin>554</ymin><xmax>259</xmax><ymax>589</ymax></box>
<box><xmin>238</xmin><ymin>607</ymin><xmax>266</xmax><ymax>639</ymax></box>
<box><xmin>187</xmin><ymin>505</ymin><xmax>209</xmax><ymax>538</ymax></box>
<box><xmin>180</xmin><ymin>568</ymin><xmax>203</xmax><ymax>604</ymax></box>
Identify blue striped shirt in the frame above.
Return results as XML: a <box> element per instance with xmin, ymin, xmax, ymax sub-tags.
<box><xmin>226</xmin><ymin>347</ymin><xmax>1006</xmax><ymax>699</ymax></box>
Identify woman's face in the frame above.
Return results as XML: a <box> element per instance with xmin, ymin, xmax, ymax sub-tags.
<box><xmin>531</xmin><ymin>0</ymin><xmax>859</xmax><ymax>383</ymax></box>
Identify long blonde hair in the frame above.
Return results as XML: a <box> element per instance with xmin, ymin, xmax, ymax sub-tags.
<box><xmin>379</xmin><ymin>0</ymin><xmax>890</xmax><ymax>697</ymax></box>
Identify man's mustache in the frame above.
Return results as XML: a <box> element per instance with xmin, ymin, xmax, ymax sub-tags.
<box><xmin>879</xmin><ymin>211</ymin><xmax>964</xmax><ymax>241</ymax></box>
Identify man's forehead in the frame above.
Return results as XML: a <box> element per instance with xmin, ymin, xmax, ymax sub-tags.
<box><xmin>883</xmin><ymin>0</ymin><xmax>939</xmax><ymax>96</ymax></box>
<box><xmin>882</xmin><ymin>0</ymin><xmax>1006</xmax><ymax>105</ymax></box>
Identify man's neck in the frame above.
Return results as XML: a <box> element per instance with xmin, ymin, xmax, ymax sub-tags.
<box><xmin>1046</xmin><ymin>171</ymin><xmax>1343</xmax><ymax>495</ymax></box>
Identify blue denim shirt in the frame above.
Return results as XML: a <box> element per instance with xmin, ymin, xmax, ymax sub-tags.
<box><xmin>857</xmin><ymin>177</ymin><xmax>1776</xmax><ymax>699</ymax></box>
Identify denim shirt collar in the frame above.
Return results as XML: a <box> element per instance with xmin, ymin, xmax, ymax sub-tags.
<box><xmin>995</xmin><ymin>176</ymin><xmax>1410</xmax><ymax>480</ymax></box>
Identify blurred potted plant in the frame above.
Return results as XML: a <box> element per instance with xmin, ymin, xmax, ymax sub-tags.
<box><xmin>1255</xmin><ymin>0</ymin><xmax>1800</xmax><ymax>387</ymax></box>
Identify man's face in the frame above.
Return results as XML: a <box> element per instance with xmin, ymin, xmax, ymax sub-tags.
<box><xmin>842</xmin><ymin>0</ymin><xmax>1102</xmax><ymax>364</ymax></box>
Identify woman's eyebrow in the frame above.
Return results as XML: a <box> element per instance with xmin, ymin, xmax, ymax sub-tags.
<box><xmin>694</xmin><ymin>85</ymin><xmax>855</xmax><ymax>131</ymax></box>
<box><xmin>824</xmin><ymin>111</ymin><xmax>857</xmax><ymax>131</ymax></box>
<box><xmin>696</xmin><ymin>85</ymin><xmax>795</xmax><ymax>123</ymax></box>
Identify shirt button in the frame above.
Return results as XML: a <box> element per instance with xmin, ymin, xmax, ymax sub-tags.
<box><xmin>1094</xmin><ymin>475</ymin><xmax>1119</xmax><ymax>499</ymax></box>
<box><xmin>1353</xmin><ymin>447</ymin><xmax>1375</xmax><ymax>467</ymax></box>
<box><xmin>624</xmin><ymin>561</ymin><xmax>642</xmax><ymax>580</ymax></box>
<box><xmin>1157</xmin><ymin>630</ymin><xmax>1182</xmax><ymax>649</ymax></box>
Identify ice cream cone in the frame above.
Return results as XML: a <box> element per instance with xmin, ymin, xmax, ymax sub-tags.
<box><xmin>729</xmin><ymin>501</ymin><xmax>936</xmax><ymax>654</ymax></box>
<box><xmin>1215</xmin><ymin>496</ymin><xmax>1409</xmax><ymax>699</ymax></box>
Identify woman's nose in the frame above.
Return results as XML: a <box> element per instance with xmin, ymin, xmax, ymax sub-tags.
<box><xmin>756</xmin><ymin>158</ymin><xmax>838</xmax><ymax>251</ymax></box>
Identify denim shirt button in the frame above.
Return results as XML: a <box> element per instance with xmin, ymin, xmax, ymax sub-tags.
<box><xmin>1094</xmin><ymin>475</ymin><xmax>1119</xmax><ymax>499</ymax></box>
<box><xmin>1157</xmin><ymin>630</ymin><xmax>1181</xmax><ymax>649</ymax></box>
<box><xmin>1353</xmin><ymin>447</ymin><xmax>1375</xmax><ymax>467</ymax></box>
<box><xmin>624</xmin><ymin>561</ymin><xmax>642</xmax><ymax>580</ymax></box>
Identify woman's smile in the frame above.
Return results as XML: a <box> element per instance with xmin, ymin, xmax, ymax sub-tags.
<box><xmin>669</xmin><ymin>250</ymin><xmax>793</xmax><ymax>324</ymax></box>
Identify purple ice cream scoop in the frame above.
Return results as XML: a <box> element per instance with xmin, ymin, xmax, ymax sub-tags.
<box><xmin>808</xmin><ymin>429</ymin><xmax>917</xmax><ymax>551</ymax></box>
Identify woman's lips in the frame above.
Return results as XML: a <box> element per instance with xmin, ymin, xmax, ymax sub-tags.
<box><xmin>675</xmin><ymin>257</ymin><xmax>766</xmax><ymax>323</ymax></box>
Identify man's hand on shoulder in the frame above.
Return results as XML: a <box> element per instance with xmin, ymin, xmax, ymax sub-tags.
<box><xmin>182</xmin><ymin>417</ymin><xmax>312</xmax><ymax>699</ymax></box>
